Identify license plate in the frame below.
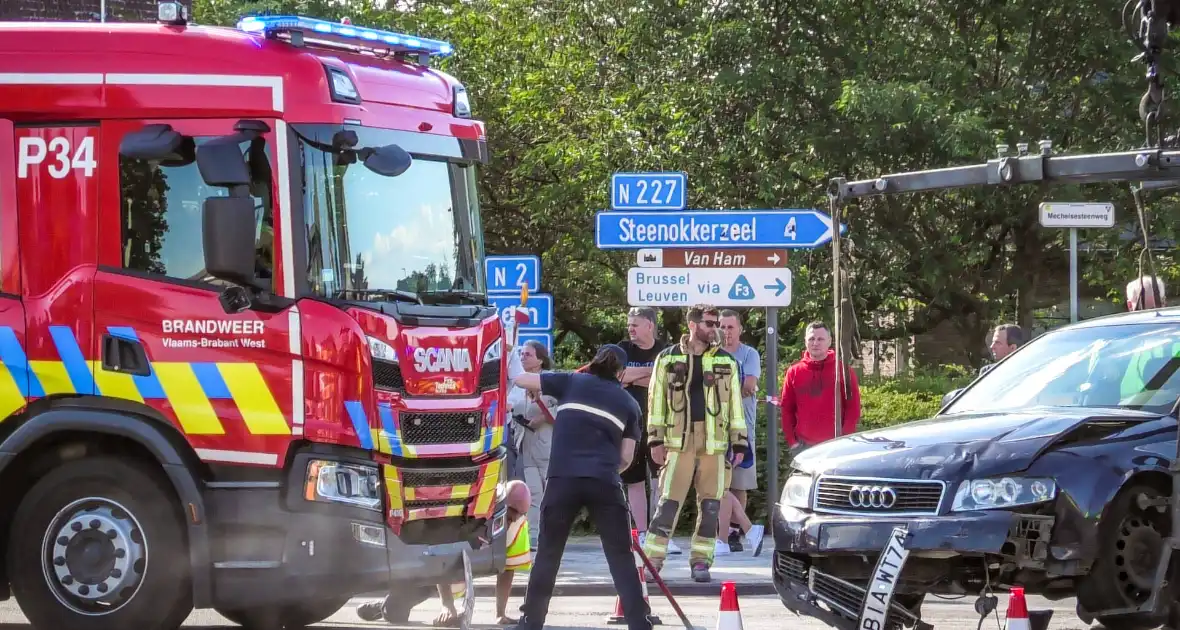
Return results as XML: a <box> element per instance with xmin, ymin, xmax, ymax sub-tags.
<box><xmin>858</xmin><ymin>526</ymin><xmax>910</xmax><ymax>630</ymax></box>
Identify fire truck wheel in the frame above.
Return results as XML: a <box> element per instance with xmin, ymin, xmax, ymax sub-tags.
<box><xmin>216</xmin><ymin>596</ymin><xmax>350</xmax><ymax>629</ymax></box>
<box><xmin>7</xmin><ymin>455</ymin><xmax>193</xmax><ymax>630</ymax></box>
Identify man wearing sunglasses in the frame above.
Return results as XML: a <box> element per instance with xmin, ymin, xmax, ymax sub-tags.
<box><xmin>642</xmin><ymin>304</ymin><xmax>750</xmax><ymax>583</ymax></box>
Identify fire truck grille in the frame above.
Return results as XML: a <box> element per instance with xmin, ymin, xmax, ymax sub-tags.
<box><xmin>372</xmin><ymin>359</ymin><xmax>404</xmax><ymax>392</ymax></box>
<box><xmin>406</xmin><ymin>498</ymin><xmax>470</xmax><ymax>510</ymax></box>
<box><xmin>401</xmin><ymin>467</ymin><xmax>482</xmax><ymax>487</ymax></box>
<box><xmin>400</xmin><ymin>412</ymin><xmax>484</xmax><ymax>445</ymax></box>
<box><xmin>479</xmin><ymin>360</ymin><xmax>501</xmax><ymax>391</ymax></box>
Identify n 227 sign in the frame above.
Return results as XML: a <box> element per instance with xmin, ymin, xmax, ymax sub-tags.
<box><xmin>18</xmin><ymin>132</ymin><xmax>97</xmax><ymax>179</ymax></box>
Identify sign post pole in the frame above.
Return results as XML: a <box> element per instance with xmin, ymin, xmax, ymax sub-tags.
<box><xmin>764</xmin><ymin>307</ymin><xmax>780</xmax><ymax>507</ymax></box>
<box><xmin>1070</xmin><ymin>227</ymin><xmax>1079</xmax><ymax>323</ymax></box>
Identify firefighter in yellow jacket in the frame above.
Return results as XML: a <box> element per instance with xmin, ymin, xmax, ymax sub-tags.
<box><xmin>642</xmin><ymin>304</ymin><xmax>749</xmax><ymax>583</ymax></box>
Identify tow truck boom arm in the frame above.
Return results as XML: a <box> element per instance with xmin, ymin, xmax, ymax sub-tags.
<box><xmin>830</xmin><ymin>143</ymin><xmax>1180</xmax><ymax>203</ymax></box>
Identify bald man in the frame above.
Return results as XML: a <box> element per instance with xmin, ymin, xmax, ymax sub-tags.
<box><xmin>1127</xmin><ymin>275</ymin><xmax>1167</xmax><ymax>311</ymax></box>
<box><xmin>436</xmin><ymin>480</ymin><xmax>532</xmax><ymax>626</ymax></box>
<box><xmin>357</xmin><ymin>481</ymin><xmax>533</xmax><ymax>626</ymax></box>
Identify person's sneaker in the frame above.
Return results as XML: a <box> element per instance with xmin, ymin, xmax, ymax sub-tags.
<box><xmin>745</xmin><ymin>524</ymin><xmax>766</xmax><ymax>556</ymax></box>
<box><xmin>356</xmin><ymin>600</ymin><xmax>385</xmax><ymax>622</ymax></box>
<box><xmin>668</xmin><ymin>539</ymin><xmax>683</xmax><ymax>555</ymax></box>
<box><xmin>691</xmin><ymin>563</ymin><xmax>711</xmax><ymax>582</ymax></box>
<box><xmin>727</xmin><ymin>529</ymin><xmax>743</xmax><ymax>552</ymax></box>
<box><xmin>714</xmin><ymin>539</ymin><xmax>731</xmax><ymax>556</ymax></box>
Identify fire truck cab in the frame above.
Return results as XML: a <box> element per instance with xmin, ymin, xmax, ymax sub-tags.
<box><xmin>0</xmin><ymin>6</ymin><xmax>509</xmax><ymax>630</ymax></box>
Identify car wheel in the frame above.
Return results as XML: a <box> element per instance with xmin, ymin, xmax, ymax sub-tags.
<box><xmin>7</xmin><ymin>456</ymin><xmax>194</xmax><ymax>630</ymax></box>
<box><xmin>217</xmin><ymin>596</ymin><xmax>350</xmax><ymax>629</ymax></box>
<box><xmin>1079</xmin><ymin>483</ymin><xmax>1171</xmax><ymax>629</ymax></box>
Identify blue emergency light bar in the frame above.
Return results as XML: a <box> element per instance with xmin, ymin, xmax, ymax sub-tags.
<box><xmin>236</xmin><ymin>15</ymin><xmax>454</xmax><ymax>58</ymax></box>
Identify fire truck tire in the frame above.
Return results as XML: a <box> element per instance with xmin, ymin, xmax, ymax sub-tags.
<box><xmin>7</xmin><ymin>455</ymin><xmax>193</xmax><ymax>630</ymax></box>
<box><xmin>215</xmin><ymin>596</ymin><xmax>350</xmax><ymax>629</ymax></box>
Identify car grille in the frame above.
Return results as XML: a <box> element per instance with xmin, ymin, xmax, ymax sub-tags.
<box><xmin>774</xmin><ymin>552</ymin><xmax>918</xmax><ymax>630</ymax></box>
<box><xmin>813</xmin><ymin>477</ymin><xmax>945</xmax><ymax>516</ymax></box>
<box><xmin>401</xmin><ymin>467</ymin><xmax>482</xmax><ymax>488</ymax></box>
<box><xmin>809</xmin><ymin>569</ymin><xmax>921</xmax><ymax>630</ymax></box>
<box><xmin>373</xmin><ymin>359</ymin><xmax>404</xmax><ymax>392</ymax></box>
<box><xmin>400</xmin><ymin>411</ymin><xmax>483</xmax><ymax>445</ymax></box>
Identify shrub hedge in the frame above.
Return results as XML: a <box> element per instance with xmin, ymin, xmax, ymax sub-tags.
<box><xmin>564</xmin><ymin>367</ymin><xmax>975</xmax><ymax>536</ymax></box>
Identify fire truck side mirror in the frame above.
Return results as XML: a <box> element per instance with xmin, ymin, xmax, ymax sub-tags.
<box><xmin>360</xmin><ymin>144</ymin><xmax>413</xmax><ymax>177</ymax></box>
<box><xmin>202</xmin><ymin>196</ymin><xmax>260</xmax><ymax>303</ymax></box>
<box><xmin>196</xmin><ymin>135</ymin><xmax>252</xmax><ymax>188</ymax></box>
<box><xmin>119</xmin><ymin>124</ymin><xmax>194</xmax><ymax>165</ymax></box>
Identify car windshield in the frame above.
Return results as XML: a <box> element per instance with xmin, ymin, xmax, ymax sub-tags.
<box><xmin>944</xmin><ymin>322</ymin><xmax>1180</xmax><ymax>416</ymax></box>
<box><xmin>294</xmin><ymin>123</ymin><xmax>486</xmax><ymax>303</ymax></box>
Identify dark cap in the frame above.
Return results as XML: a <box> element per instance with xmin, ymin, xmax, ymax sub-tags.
<box><xmin>598</xmin><ymin>343</ymin><xmax>628</xmax><ymax>365</ymax></box>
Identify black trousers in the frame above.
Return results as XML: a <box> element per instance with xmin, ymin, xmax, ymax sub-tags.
<box><xmin>518</xmin><ymin>476</ymin><xmax>653</xmax><ymax>630</ymax></box>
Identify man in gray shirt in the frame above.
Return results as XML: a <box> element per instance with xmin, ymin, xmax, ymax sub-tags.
<box><xmin>718</xmin><ymin>310</ymin><xmax>765</xmax><ymax>553</ymax></box>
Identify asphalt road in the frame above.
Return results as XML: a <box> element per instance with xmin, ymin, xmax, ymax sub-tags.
<box><xmin>0</xmin><ymin>594</ymin><xmax>1099</xmax><ymax>629</ymax></box>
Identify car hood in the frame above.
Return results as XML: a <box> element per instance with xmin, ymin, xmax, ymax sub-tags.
<box><xmin>791</xmin><ymin>406</ymin><xmax>1166</xmax><ymax>479</ymax></box>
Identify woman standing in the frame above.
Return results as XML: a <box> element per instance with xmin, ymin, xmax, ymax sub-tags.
<box><xmin>510</xmin><ymin>344</ymin><xmax>653</xmax><ymax>630</ymax></box>
<box><xmin>511</xmin><ymin>340</ymin><xmax>555</xmax><ymax>549</ymax></box>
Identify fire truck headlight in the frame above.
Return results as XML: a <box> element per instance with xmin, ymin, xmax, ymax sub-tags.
<box><xmin>305</xmin><ymin>460</ymin><xmax>382</xmax><ymax>511</ymax></box>
<box><xmin>483</xmin><ymin>338</ymin><xmax>502</xmax><ymax>363</ymax></box>
<box><xmin>367</xmin><ymin>336</ymin><xmax>397</xmax><ymax>363</ymax></box>
<box><xmin>453</xmin><ymin>85</ymin><xmax>472</xmax><ymax>118</ymax></box>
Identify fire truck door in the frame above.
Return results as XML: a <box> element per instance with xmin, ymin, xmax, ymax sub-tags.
<box><xmin>93</xmin><ymin>119</ymin><xmax>295</xmax><ymax>467</ymax></box>
<box><xmin>0</xmin><ymin>119</ymin><xmax>28</xmax><ymax>420</ymax></box>
<box><xmin>13</xmin><ymin>123</ymin><xmax>100</xmax><ymax>409</ymax></box>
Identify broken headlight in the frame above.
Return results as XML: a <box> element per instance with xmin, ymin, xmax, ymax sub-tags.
<box><xmin>951</xmin><ymin>477</ymin><xmax>1056</xmax><ymax>512</ymax></box>
<box><xmin>780</xmin><ymin>472</ymin><xmax>814</xmax><ymax>509</ymax></box>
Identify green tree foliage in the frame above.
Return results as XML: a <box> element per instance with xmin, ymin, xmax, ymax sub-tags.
<box><xmin>193</xmin><ymin>0</ymin><xmax>1179</xmax><ymax>368</ymax></box>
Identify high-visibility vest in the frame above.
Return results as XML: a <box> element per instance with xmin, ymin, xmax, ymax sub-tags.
<box><xmin>647</xmin><ymin>341</ymin><xmax>749</xmax><ymax>455</ymax></box>
<box><xmin>1120</xmin><ymin>341</ymin><xmax>1180</xmax><ymax>398</ymax></box>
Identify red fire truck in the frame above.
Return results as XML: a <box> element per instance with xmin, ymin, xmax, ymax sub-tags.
<box><xmin>0</xmin><ymin>5</ymin><xmax>510</xmax><ymax>629</ymax></box>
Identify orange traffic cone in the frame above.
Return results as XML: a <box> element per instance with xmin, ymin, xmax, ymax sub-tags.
<box><xmin>607</xmin><ymin>530</ymin><xmax>663</xmax><ymax>625</ymax></box>
<box><xmin>1004</xmin><ymin>587</ymin><xmax>1030</xmax><ymax>630</ymax></box>
<box><xmin>716</xmin><ymin>581</ymin><xmax>743</xmax><ymax>630</ymax></box>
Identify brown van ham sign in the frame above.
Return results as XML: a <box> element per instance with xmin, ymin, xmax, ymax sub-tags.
<box><xmin>636</xmin><ymin>248</ymin><xmax>789</xmax><ymax>268</ymax></box>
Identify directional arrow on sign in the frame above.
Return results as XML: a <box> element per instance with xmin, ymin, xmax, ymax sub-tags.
<box><xmin>764</xmin><ymin>278</ymin><xmax>787</xmax><ymax>297</ymax></box>
<box><xmin>768</xmin><ymin>252</ymin><xmax>783</xmax><ymax>265</ymax></box>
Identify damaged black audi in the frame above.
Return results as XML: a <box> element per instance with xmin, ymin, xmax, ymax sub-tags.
<box><xmin>772</xmin><ymin>308</ymin><xmax>1180</xmax><ymax>630</ymax></box>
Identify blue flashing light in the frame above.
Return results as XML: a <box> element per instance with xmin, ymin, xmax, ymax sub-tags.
<box><xmin>236</xmin><ymin>15</ymin><xmax>454</xmax><ymax>58</ymax></box>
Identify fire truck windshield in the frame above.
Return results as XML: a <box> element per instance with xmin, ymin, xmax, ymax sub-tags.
<box><xmin>294</xmin><ymin>123</ymin><xmax>486</xmax><ymax>304</ymax></box>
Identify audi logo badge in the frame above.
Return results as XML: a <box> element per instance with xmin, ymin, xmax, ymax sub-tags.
<box><xmin>848</xmin><ymin>485</ymin><xmax>898</xmax><ymax>509</ymax></box>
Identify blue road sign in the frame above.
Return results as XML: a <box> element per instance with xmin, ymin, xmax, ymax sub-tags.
<box><xmin>595</xmin><ymin>209</ymin><xmax>844</xmax><ymax>250</ymax></box>
<box><xmin>489</xmin><ymin>293</ymin><xmax>553</xmax><ymax>332</ymax></box>
<box><xmin>485</xmin><ymin>255</ymin><xmax>541</xmax><ymax>294</ymax></box>
<box><xmin>517</xmin><ymin>332</ymin><xmax>554</xmax><ymax>354</ymax></box>
<box><xmin>611</xmin><ymin>172</ymin><xmax>687</xmax><ymax>211</ymax></box>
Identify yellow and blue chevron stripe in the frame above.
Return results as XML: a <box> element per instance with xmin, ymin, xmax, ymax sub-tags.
<box><xmin>0</xmin><ymin>325</ymin><xmax>289</xmax><ymax>436</ymax></box>
<box><xmin>381</xmin><ymin>455</ymin><xmax>504</xmax><ymax>521</ymax></box>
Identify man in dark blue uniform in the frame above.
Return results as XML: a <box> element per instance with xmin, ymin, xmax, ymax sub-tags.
<box><xmin>510</xmin><ymin>344</ymin><xmax>653</xmax><ymax>630</ymax></box>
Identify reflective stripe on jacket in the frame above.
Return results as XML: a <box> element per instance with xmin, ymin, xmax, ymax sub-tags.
<box><xmin>647</xmin><ymin>338</ymin><xmax>748</xmax><ymax>455</ymax></box>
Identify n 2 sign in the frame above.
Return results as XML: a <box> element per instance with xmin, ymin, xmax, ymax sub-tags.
<box><xmin>490</xmin><ymin>294</ymin><xmax>553</xmax><ymax>332</ymax></box>
<box><xmin>485</xmin><ymin>255</ymin><xmax>540</xmax><ymax>294</ymax></box>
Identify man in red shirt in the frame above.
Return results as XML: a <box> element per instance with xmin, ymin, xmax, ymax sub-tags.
<box><xmin>779</xmin><ymin>321</ymin><xmax>861</xmax><ymax>453</ymax></box>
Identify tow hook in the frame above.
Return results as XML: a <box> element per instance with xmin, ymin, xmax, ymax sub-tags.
<box><xmin>1137</xmin><ymin>492</ymin><xmax>1170</xmax><ymax>512</ymax></box>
